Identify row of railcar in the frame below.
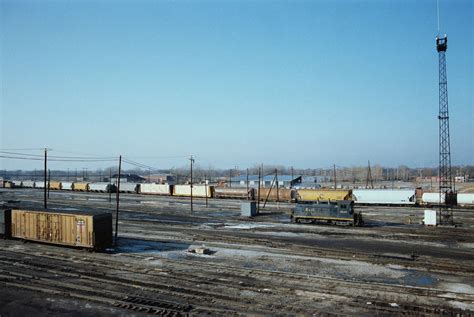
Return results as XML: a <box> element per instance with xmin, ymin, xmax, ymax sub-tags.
<box><xmin>0</xmin><ymin>208</ymin><xmax>113</xmax><ymax>251</ymax></box>
<box><xmin>3</xmin><ymin>180</ymin><xmax>474</xmax><ymax>207</ymax></box>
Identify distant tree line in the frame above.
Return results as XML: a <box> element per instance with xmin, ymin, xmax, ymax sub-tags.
<box><xmin>2</xmin><ymin>165</ymin><xmax>472</xmax><ymax>184</ymax></box>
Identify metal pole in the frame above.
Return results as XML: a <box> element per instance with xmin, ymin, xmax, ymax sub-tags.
<box><xmin>204</xmin><ymin>174</ymin><xmax>208</xmax><ymax>208</ymax></box>
<box><xmin>109</xmin><ymin>168</ymin><xmax>112</xmax><ymax>203</ymax></box>
<box><xmin>229</xmin><ymin>169</ymin><xmax>232</xmax><ymax>188</ymax></box>
<box><xmin>114</xmin><ymin>155</ymin><xmax>122</xmax><ymax>246</ymax></box>
<box><xmin>44</xmin><ymin>148</ymin><xmax>47</xmax><ymax>209</ymax></box>
<box><xmin>275</xmin><ymin>168</ymin><xmax>279</xmax><ymax>202</ymax></box>
<box><xmin>47</xmin><ymin>169</ymin><xmax>51</xmax><ymax>199</ymax></box>
<box><xmin>246</xmin><ymin>168</ymin><xmax>249</xmax><ymax>200</ymax></box>
<box><xmin>257</xmin><ymin>166</ymin><xmax>261</xmax><ymax>214</ymax></box>
<box><xmin>190</xmin><ymin>156</ymin><xmax>194</xmax><ymax>212</ymax></box>
<box><xmin>333</xmin><ymin>164</ymin><xmax>337</xmax><ymax>189</ymax></box>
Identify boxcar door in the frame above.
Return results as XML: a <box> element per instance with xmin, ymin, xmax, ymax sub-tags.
<box><xmin>75</xmin><ymin>217</ymin><xmax>88</xmax><ymax>247</ymax></box>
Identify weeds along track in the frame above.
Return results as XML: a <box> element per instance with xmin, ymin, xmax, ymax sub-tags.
<box><xmin>1</xmin><ymin>247</ymin><xmax>471</xmax><ymax>316</ymax></box>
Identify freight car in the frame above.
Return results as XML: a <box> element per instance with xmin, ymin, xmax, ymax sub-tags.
<box><xmin>0</xmin><ymin>209</ymin><xmax>12</xmax><ymax>238</ymax></box>
<box><xmin>118</xmin><ymin>183</ymin><xmax>138</xmax><ymax>193</ymax></box>
<box><xmin>139</xmin><ymin>183</ymin><xmax>172</xmax><ymax>195</ymax></box>
<box><xmin>421</xmin><ymin>192</ymin><xmax>457</xmax><ymax>206</ymax></box>
<box><xmin>291</xmin><ymin>200</ymin><xmax>362</xmax><ymax>226</ymax></box>
<box><xmin>258</xmin><ymin>188</ymin><xmax>295</xmax><ymax>202</ymax></box>
<box><xmin>49</xmin><ymin>180</ymin><xmax>62</xmax><ymax>190</ymax></box>
<box><xmin>295</xmin><ymin>189</ymin><xmax>352</xmax><ymax>202</ymax></box>
<box><xmin>457</xmin><ymin>193</ymin><xmax>474</xmax><ymax>207</ymax></box>
<box><xmin>214</xmin><ymin>187</ymin><xmax>255</xmax><ymax>200</ymax></box>
<box><xmin>10</xmin><ymin>208</ymin><xmax>112</xmax><ymax>250</ymax></box>
<box><xmin>352</xmin><ymin>189</ymin><xmax>416</xmax><ymax>206</ymax></box>
<box><xmin>34</xmin><ymin>181</ymin><xmax>45</xmax><ymax>189</ymax></box>
<box><xmin>73</xmin><ymin>182</ymin><xmax>90</xmax><ymax>191</ymax></box>
<box><xmin>22</xmin><ymin>180</ymin><xmax>35</xmax><ymax>188</ymax></box>
<box><xmin>89</xmin><ymin>182</ymin><xmax>116</xmax><ymax>193</ymax></box>
<box><xmin>62</xmin><ymin>182</ymin><xmax>74</xmax><ymax>190</ymax></box>
<box><xmin>173</xmin><ymin>185</ymin><xmax>214</xmax><ymax>198</ymax></box>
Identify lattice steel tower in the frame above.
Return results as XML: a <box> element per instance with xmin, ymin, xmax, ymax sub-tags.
<box><xmin>436</xmin><ymin>35</ymin><xmax>453</xmax><ymax>225</ymax></box>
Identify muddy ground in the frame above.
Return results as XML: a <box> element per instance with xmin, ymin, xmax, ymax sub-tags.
<box><xmin>1</xmin><ymin>188</ymin><xmax>473</xmax><ymax>316</ymax></box>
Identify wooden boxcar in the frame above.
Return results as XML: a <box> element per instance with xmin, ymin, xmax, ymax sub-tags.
<box><xmin>296</xmin><ymin>189</ymin><xmax>352</xmax><ymax>202</ymax></box>
<box><xmin>11</xmin><ymin>209</ymin><xmax>112</xmax><ymax>250</ymax></box>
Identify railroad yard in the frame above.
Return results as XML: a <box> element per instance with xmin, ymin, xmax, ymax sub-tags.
<box><xmin>1</xmin><ymin>188</ymin><xmax>473</xmax><ymax>316</ymax></box>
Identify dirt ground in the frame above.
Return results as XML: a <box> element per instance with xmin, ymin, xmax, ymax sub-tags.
<box><xmin>1</xmin><ymin>188</ymin><xmax>473</xmax><ymax>316</ymax></box>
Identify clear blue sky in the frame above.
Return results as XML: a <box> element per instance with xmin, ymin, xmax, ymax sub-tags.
<box><xmin>1</xmin><ymin>0</ymin><xmax>472</xmax><ymax>170</ymax></box>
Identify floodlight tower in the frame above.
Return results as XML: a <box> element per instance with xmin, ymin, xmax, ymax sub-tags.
<box><xmin>436</xmin><ymin>34</ymin><xmax>453</xmax><ymax>225</ymax></box>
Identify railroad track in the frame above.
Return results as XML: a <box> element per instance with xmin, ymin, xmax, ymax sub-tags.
<box><xmin>1</xmin><ymin>245</ymin><xmax>472</xmax><ymax>316</ymax></box>
<box><xmin>118</xmin><ymin>221</ymin><xmax>474</xmax><ymax>275</ymax></box>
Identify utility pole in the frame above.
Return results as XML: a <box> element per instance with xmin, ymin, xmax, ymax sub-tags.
<box><xmin>366</xmin><ymin>160</ymin><xmax>373</xmax><ymax>189</ymax></box>
<box><xmin>229</xmin><ymin>169</ymin><xmax>232</xmax><ymax>188</ymax></box>
<box><xmin>204</xmin><ymin>174</ymin><xmax>208</xmax><ymax>208</ymax></box>
<box><xmin>257</xmin><ymin>166</ymin><xmax>261</xmax><ymax>214</ymax></box>
<box><xmin>275</xmin><ymin>168</ymin><xmax>279</xmax><ymax>202</ymax></box>
<box><xmin>333</xmin><ymin>164</ymin><xmax>337</xmax><ymax>189</ymax></box>
<box><xmin>190</xmin><ymin>156</ymin><xmax>194</xmax><ymax>212</ymax></box>
<box><xmin>436</xmin><ymin>34</ymin><xmax>454</xmax><ymax>225</ymax></box>
<box><xmin>246</xmin><ymin>168</ymin><xmax>249</xmax><ymax>200</ymax></box>
<box><xmin>47</xmin><ymin>169</ymin><xmax>51</xmax><ymax>199</ymax></box>
<box><xmin>114</xmin><ymin>155</ymin><xmax>122</xmax><ymax>246</ymax></box>
<box><xmin>44</xmin><ymin>148</ymin><xmax>47</xmax><ymax>209</ymax></box>
<box><xmin>109</xmin><ymin>168</ymin><xmax>112</xmax><ymax>203</ymax></box>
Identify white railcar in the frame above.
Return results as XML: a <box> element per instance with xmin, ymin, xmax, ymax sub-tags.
<box><xmin>89</xmin><ymin>182</ymin><xmax>115</xmax><ymax>193</ymax></box>
<box><xmin>139</xmin><ymin>183</ymin><xmax>171</xmax><ymax>195</ymax></box>
<box><xmin>352</xmin><ymin>189</ymin><xmax>416</xmax><ymax>205</ymax></box>
<box><xmin>422</xmin><ymin>192</ymin><xmax>446</xmax><ymax>205</ymax></box>
<box><xmin>22</xmin><ymin>180</ymin><xmax>35</xmax><ymax>188</ymax></box>
<box><xmin>118</xmin><ymin>183</ymin><xmax>138</xmax><ymax>193</ymax></box>
<box><xmin>62</xmin><ymin>182</ymin><xmax>74</xmax><ymax>190</ymax></box>
<box><xmin>457</xmin><ymin>193</ymin><xmax>474</xmax><ymax>207</ymax></box>
<box><xmin>172</xmin><ymin>185</ymin><xmax>213</xmax><ymax>198</ymax></box>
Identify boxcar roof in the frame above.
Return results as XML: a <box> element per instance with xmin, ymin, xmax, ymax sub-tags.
<box><xmin>13</xmin><ymin>208</ymin><xmax>111</xmax><ymax>217</ymax></box>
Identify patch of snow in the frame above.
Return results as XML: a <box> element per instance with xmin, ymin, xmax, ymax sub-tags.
<box><xmin>448</xmin><ymin>300</ymin><xmax>474</xmax><ymax>311</ymax></box>
<box><xmin>224</xmin><ymin>223</ymin><xmax>280</xmax><ymax>230</ymax></box>
<box><xmin>440</xmin><ymin>283</ymin><xmax>474</xmax><ymax>295</ymax></box>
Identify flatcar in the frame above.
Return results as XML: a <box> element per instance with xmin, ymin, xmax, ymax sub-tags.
<box><xmin>291</xmin><ymin>200</ymin><xmax>362</xmax><ymax>226</ymax></box>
